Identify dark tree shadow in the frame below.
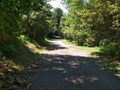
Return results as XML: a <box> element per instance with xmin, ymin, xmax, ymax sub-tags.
<box><xmin>31</xmin><ymin>54</ymin><xmax>120</xmax><ymax>90</ymax></box>
<box><xmin>47</xmin><ymin>44</ymin><xmax>68</xmax><ymax>50</ymax></box>
<box><xmin>46</xmin><ymin>39</ymin><xmax>68</xmax><ymax>50</ymax></box>
<box><xmin>12</xmin><ymin>44</ymin><xmax>40</xmax><ymax>66</ymax></box>
<box><xmin>0</xmin><ymin>40</ymin><xmax>42</xmax><ymax>89</ymax></box>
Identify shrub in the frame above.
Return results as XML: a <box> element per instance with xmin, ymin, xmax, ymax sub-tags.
<box><xmin>74</xmin><ymin>31</ymin><xmax>88</xmax><ymax>45</ymax></box>
<box><xmin>0</xmin><ymin>44</ymin><xmax>16</xmax><ymax>57</ymax></box>
<box><xmin>0</xmin><ymin>50</ymin><xmax>3</xmax><ymax>59</ymax></box>
<box><xmin>100</xmin><ymin>42</ymin><xmax>119</xmax><ymax>56</ymax></box>
<box><xmin>99</xmin><ymin>39</ymin><xmax>109</xmax><ymax>47</ymax></box>
<box><xmin>63</xmin><ymin>29</ymin><xmax>88</xmax><ymax>45</ymax></box>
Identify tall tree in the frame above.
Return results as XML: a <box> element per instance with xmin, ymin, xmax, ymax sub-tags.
<box><xmin>54</xmin><ymin>8</ymin><xmax>63</xmax><ymax>35</ymax></box>
<box><xmin>62</xmin><ymin>0</ymin><xmax>120</xmax><ymax>58</ymax></box>
<box><xmin>0</xmin><ymin>0</ymin><xmax>53</xmax><ymax>56</ymax></box>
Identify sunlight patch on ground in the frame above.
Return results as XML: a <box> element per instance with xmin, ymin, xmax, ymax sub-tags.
<box><xmin>26</xmin><ymin>41</ymin><xmax>41</xmax><ymax>54</ymax></box>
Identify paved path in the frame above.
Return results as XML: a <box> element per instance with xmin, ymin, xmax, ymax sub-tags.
<box><xmin>31</xmin><ymin>39</ymin><xmax>120</xmax><ymax>90</ymax></box>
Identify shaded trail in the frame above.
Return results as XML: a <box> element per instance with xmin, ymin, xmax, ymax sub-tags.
<box><xmin>31</xmin><ymin>39</ymin><xmax>120</xmax><ymax>90</ymax></box>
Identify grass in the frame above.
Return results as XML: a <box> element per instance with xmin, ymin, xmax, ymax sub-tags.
<box><xmin>61</xmin><ymin>39</ymin><xmax>100</xmax><ymax>54</ymax></box>
<box><xmin>0</xmin><ymin>35</ymin><xmax>50</xmax><ymax>89</ymax></box>
<box><xmin>61</xmin><ymin>39</ymin><xmax>120</xmax><ymax>76</ymax></box>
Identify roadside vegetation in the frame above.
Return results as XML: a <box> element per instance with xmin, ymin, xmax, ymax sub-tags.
<box><xmin>61</xmin><ymin>39</ymin><xmax>100</xmax><ymax>59</ymax></box>
<box><xmin>61</xmin><ymin>0</ymin><xmax>120</xmax><ymax>60</ymax></box>
<box><xmin>0</xmin><ymin>35</ymin><xmax>50</xmax><ymax>89</ymax></box>
<box><xmin>62</xmin><ymin>39</ymin><xmax>100</xmax><ymax>54</ymax></box>
<box><xmin>1</xmin><ymin>0</ymin><xmax>120</xmax><ymax>89</ymax></box>
<box><xmin>60</xmin><ymin>0</ymin><xmax>120</xmax><ymax>75</ymax></box>
<box><xmin>0</xmin><ymin>0</ymin><xmax>51</xmax><ymax>89</ymax></box>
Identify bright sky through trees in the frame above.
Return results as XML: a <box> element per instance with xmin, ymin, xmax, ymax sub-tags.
<box><xmin>48</xmin><ymin>0</ymin><xmax>68</xmax><ymax>13</ymax></box>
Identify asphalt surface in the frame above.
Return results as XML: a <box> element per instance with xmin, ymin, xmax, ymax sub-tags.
<box><xmin>31</xmin><ymin>39</ymin><xmax>120</xmax><ymax>90</ymax></box>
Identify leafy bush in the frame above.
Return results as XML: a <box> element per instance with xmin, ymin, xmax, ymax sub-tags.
<box><xmin>63</xmin><ymin>29</ymin><xmax>74</xmax><ymax>41</ymax></box>
<box><xmin>0</xmin><ymin>44</ymin><xmax>16</xmax><ymax>57</ymax></box>
<box><xmin>85</xmin><ymin>36</ymin><xmax>95</xmax><ymax>47</ymax></box>
<box><xmin>63</xmin><ymin>29</ymin><xmax>88</xmax><ymax>45</ymax></box>
<box><xmin>100</xmin><ymin>42</ymin><xmax>119</xmax><ymax>56</ymax></box>
<box><xmin>99</xmin><ymin>39</ymin><xmax>109</xmax><ymax>47</ymax></box>
<box><xmin>74</xmin><ymin>31</ymin><xmax>87</xmax><ymax>45</ymax></box>
<box><xmin>0</xmin><ymin>50</ymin><xmax>3</xmax><ymax>58</ymax></box>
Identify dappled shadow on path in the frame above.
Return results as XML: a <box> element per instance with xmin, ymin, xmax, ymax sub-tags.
<box><xmin>47</xmin><ymin>43</ymin><xmax>67</xmax><ymax>50</ymax></box>
<box><xmin>46</xmin><ymin>39</ymin><xmax>68</xmax><ymax>51</ymax></box>
<box><xmin>31</xmin><ymin>54</ymin><xmax>120</xmax><ymax>90</ymax></box>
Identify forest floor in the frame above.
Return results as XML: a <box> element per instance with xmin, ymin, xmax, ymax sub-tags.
<box><xmin>0</xmin><ymin>36</ymin><xmax>50</xmax><ymax>89</ymax></box>
<box><xmin>31</xmin><ymin>39</ymin><xmax>120</xmax><ymax>90</ymax></box>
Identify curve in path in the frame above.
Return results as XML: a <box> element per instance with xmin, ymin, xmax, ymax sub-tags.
<box><xmin>31</xmin><ymin>39</ymin><xmax>120</xmax><ymax>90</ymax></box>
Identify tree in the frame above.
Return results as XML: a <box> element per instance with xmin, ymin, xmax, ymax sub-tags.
<box><xmin>0</xmin><ymin>0</ymin><xmax>53</xmax><ymax>56</ymax></box>
<box><xmin>53</xmin><ymin>8</ymin><xmax>63</xmax><ymax>35</ymax></box>
<box><xmin>62</xmin><ymin>0</ymin><xmax>120</xmax><ymax>59</ymax></box>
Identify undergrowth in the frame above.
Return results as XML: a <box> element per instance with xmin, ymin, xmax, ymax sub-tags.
<box><xmin>0</xmin><ymin>35</ymin><xmax>50</xmax><ymax>89</ymax></box>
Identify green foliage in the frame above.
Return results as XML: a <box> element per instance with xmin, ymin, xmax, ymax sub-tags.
<box><xmin>0</xmin><ymin>44</ymin><xmax>16</xmax><ymax>57</ymax></box>
<box><xmin>49</xmin><ymin>8</ymin><xmax>63</xmax><ymax>37</ymax></box>
<box><xmin>99</xmin><ymin>39</ymin><xmax>110</xmax><ymax>47</ymax></box>
<box><xmin>0</xmin><ymin>34</ymin><xmax>50</xmax><ymax>89</ymax></box>
<box><xmin>0</xmin><ymin>0</ymin><xmax>52</xmax><ymax>57</ymax></box>
<box><xmin>0</xmin><ymin>0</ymin><xmax>53</xmax><ymax>89</ymax></box>
<box><xmin>0</xmin><ymin>50</ymin><xmax>3</xmax><ymax>58</ymax></box>
<box><xmin>62</xmin><ymin>0</ymin><xmax>120</xmax><ymax>59</ymax></box>
<box><xmin>63</xmin><ymin>29</ymin><xmax>88</xmax><ymax>45</ymax></box>
<box><xmin>23</xmin><ymin>12</ymin><xmax>50</xmax><ymax>43</ymax></box>
<box><xmin>100</xmin><ymin>42</ymin><xmax>119</xmax><ymax>57</ymax></box>
<box><xmin>75</xmin><ymin>31</ymin><xmax>88</xmax><ymax>45</ymax></box>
